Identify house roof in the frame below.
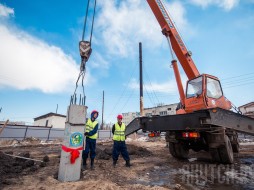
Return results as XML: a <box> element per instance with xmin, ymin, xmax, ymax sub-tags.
<box><xmin>34</xmin><ymin>112</ymin><xmax>66</xmax><ymax>121</ymax></box>
<box><xmin>238</xmin><ymin>102</ymin><xmax>254</xmax><ymax>109</ymax></box>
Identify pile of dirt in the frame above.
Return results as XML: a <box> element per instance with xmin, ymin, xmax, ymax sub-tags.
<box><xmin>0</xmin><ymin>137</ymin><xmax>42</xmax><ymax>147</ymax></box>
<box><xmin>127</xmin><ymin>144</ymin><xmax>152</xmax><ymax>157</ymax></box>
<box><xmin>96</xmin><ymin>143</ymin><xmax>152</xmax><ymax>160</ymax></box>
<box><xmin>0</xmin><ymin>139</ymin><xmax>20</xmax><ymax>146</ymax></box>
<box><xmin>0</xmin><ymin>151</ymin><xmax>46</xmax><ymax>186</ymax></box>
<box><xmin>96</xmin><ymin>146</ymin><xmax>112</xmax><ymax>160</ymax></box>
<box><xmin>20</xmin><ymin>137</ymin><xmax>41</xmax><ymax>145</ymax></box>
<box><xmin>0</xmin><ymin>142</ymin><xmax>153</xmax><ymax>189</ymax></box>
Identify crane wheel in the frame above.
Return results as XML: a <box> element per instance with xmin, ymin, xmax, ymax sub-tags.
<box><xmin>227</xmin><ymin>130</ymin><xmax>240</xmax><ymax>153</ymax></box>
<box><xmin>218</xmin><ymin>135</ymin><xmax>234</xmax><ymax>164</ymax></box>
<box><xmin>169</xmin><ymin>142</ymin><xmax>189</xmax><ymax>159</ymax></box>
<box><xmin>232</xmin><ymin>143</ymin><xmax>240</xmax><ymax>153</ymax></box>
<box><xmin>169</xmin><ymin>142</ymin><xmax>177</xmax><ymax>157</ymax></box>
<box><xmin>209</xmin><ymin>135</ymin><xmax>234</xmax><ymax>164</ymax></box>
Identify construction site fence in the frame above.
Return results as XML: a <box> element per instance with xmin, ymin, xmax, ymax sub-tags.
<box><xmin>1</xmin><ymin>125</ymin><xmax>253</xmax><ymax>142</ymax></box>
<box><xmin>0</xmin><ymin>125</ymin><xmax>113</xmax><ymax>141</ymax></box>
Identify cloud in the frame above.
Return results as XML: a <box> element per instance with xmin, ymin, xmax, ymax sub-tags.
<box><xmin>128</xmin><ymin>63</ymin><xmax>189</xmax><ymax>95</ymax></box>
<box><xmin>88</xmin><ymin>52</ymin><xmax>110</xmax><ymax>77</ymax></box>
<box><xmin>128</xmin><ymin>76</ymin><xmax>187</xmax><ymax>94</ymax></box>
<box><xmin>95</xmin><ymin>0</ymin><xmax>189</xmax><ymax>57</ymax></box>
<box><xmin>0</xmin><ymin>3</ymin><xmax>14</xmax><ymax>17</ymax></box>
<box><xmin>165</xmin><ymin>1</ymin><xmax>188</xmax><ymax>31</ymax></box>
<box><xmin>89</xmin><ymin>52</ymin><xmax>109</xmax><ymax>69</ymax></box>
<box><xmin>189</xmin><ymin>0</ymin><xmax>239</xmax><ymax>11</ymax></box>
<box><xmin>0</xmin><ymin>23</ymin><xmax>88</xmax><ymax>93</ymax></box>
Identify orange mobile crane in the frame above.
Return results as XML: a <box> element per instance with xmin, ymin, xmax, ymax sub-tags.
<box><xmin>126</xmin><ymin>0</ymin><xmax>254</xmax><ymax>164</ymax></box>
<box><xmin>147</xmin><ymin>0</ymin><xmax>232</xmax><ymax>114</ymax></box>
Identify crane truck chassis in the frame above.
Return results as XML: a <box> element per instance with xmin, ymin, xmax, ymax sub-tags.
<box><xmin>123</xmin><ymin>0</ymin><xmax>254</xmax><ymax>164</ymax></box>
<box><xmin>120</xmin><ymin>0</ymin><xmax>254</xmax><ymax>164</ymax></box>
<box><xmin>126</xmin><ymin>108</ymin><xmax>254</xmax><ymax>164</ymax></box>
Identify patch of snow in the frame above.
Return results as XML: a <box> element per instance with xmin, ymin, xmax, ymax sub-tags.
<box><xmin>125</xmin><ymin>138</ymin><xmax>133</xmax><ymax>142</ymax></box>
<box><xmin>188</xmin><ymin>158</ymin><xmax>198</xmax><ymax>162</ymax></box>
<box><xmin>239</xmin><ymin>138</ymin><xmax>254</xmax><ymax>143</ymax></box>
<box><xmin>137</xmin><ymin>137</ymin><xmax>148</xmax><ymax>142</ymax></box>
<box><xmin>240</xmin><ymin>142</ymin><xmax>254</xmax><ymax>146</ymax></box>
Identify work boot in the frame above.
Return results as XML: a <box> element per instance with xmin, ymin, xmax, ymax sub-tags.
<box><xmin>113</xmin><ymin>160</ymin><xmax>117</xmax><ymax>168</ymax></box>
<box><xmin>82</xmin><ymin>159</ymin><xmax>87</xmax><ymax>170</ymax></box>
<box><xmin>125</xmin><ymin>160</ymin><xmax>131</xmax><ymax>167</ymax></box>
<box><xmin>90</xmin><ymin>159</ymin><xmax>94</xmax><ymax>170</ymax></box>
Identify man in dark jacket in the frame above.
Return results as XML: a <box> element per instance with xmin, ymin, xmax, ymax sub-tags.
<box><xmin>82</xmin><ymin>110</ymin><xmax>99</xmax><ymax>170</ymax></box>
<box><xmin>112</xmin><ymin>114</ymin><xmax>131</xmax><ymax>167</ymax></box>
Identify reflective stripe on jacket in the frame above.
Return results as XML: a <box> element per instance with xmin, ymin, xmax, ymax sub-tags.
<box><xmin>86</xmin><ymin>118</ymin><xmax>98</xmax><ymax>139</ymax></box>
<box><xmin>113</xmin><ymin>122</ymin><xmax>126</xmax><ymax>141</ymax></box>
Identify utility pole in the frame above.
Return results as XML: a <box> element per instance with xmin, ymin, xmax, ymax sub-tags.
<box><xmin>56</xmin><ymin>104</ymin><xmax>58</xmax><ymax>114</ymax></box>
<box><xmin>139</xmin><ymin>42</ymin><xmax>144</xmax><ymax>116</ymax></box>
<box><xmin>101</xmin><ymin>90</ymin><xmax>104</xmax><ymax>130</ymax></box>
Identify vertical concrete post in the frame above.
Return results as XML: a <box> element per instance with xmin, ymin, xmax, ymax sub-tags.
<box><xmin>58</xmin><ymin>105</ymin><xmax>87</xmax><ymax>182</ymax></box>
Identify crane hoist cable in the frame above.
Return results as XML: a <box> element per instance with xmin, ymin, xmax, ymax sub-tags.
<box><xmin>71</xmin><ymin>0</ymin><xmax>97</xmax><ymax>105</ymax></box>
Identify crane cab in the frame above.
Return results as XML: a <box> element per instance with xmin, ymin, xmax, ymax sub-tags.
<box><xmin>182</xmin><ymin>74</ymin><xmax>232</xmax><ymax>113</ymax></box>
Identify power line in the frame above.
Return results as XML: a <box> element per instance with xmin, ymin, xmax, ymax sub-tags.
<box><xmin>106</xmin><ymin>61</ymin><xmax>138</xmax><ymax>121</ymax></box>
<box><xmin>118</xmin><ymin>88</ymin><xmax>136</xmax><ymax>114</ymax></box>
<box><xmin>221</xmin><ymin>72</ymin><xmax>254</xmax><ymax>81</ymax></box>
<box><xmin>143</xmin><ymin>64</ymin><xmax>161</xmax><ymax>105</ymax></box>
<box><xmin>224</xmin><ymin>81</ymin><xmax>254</xmax><ymax>89</ymax></box>
<box><xmin>222</xmin><ymin>77</ymin><xmax>254</xmax><ymax>85</ymax></box>
<box><xmin>144</xmin><ymin>85</ymin><xmax>156</xmax><ymax>107</ymax></box>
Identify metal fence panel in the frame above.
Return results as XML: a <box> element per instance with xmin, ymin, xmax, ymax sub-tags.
<box><xmin>25</xmin><ymin>127</ymin><xmax>51</xmax><ymax>140</ymax></box>
<box><xmin>0</xmin><ymin>125</ymin><xmax>112</xmax><ymax>140</ymax></box>
<box><xmin>49</xmin><ymin>128</ymin><xmax>65</xmax><ymax>140</ymax></box>
<box><xmin>0</xmin><ymin>126</ymin><xmax>27</xmax><ymax>140</ymax></box>
<box><xmin>98</xmin><ymin>130</ymin><xmax>112</xmax><ymax>139</ymax></box>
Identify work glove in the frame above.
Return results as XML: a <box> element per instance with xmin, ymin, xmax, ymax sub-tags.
<box><xmin>84</xmin><ymin>132</ymin><xmax>89</xmax><ymax>136</ymax></box>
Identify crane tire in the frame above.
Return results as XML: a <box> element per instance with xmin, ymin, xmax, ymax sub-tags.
<box><xmin>218</xmin><ymin>135</ymin><xmax>234</xmax><ymax>164</ymax></box>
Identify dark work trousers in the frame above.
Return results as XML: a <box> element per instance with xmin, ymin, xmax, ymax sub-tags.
<box><xmin>82</xmin><ymin>137</ymin><xmax>96</xmax><ymax>160</ymax></box>
<box><xmin>112</xmin><ymin>140</ymin><xmax>130</xmax><ymax>161</ymax></box>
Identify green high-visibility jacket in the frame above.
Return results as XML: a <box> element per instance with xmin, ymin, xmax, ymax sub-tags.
<box><xmin>113</xmin><ymin>122</ymin><xmax>126</xmax><ymax>141</ymax></box>
<box><xmin>86</xmin><ymin>118</ymin><xmax>98</xmax><ymax>139</ymax></box>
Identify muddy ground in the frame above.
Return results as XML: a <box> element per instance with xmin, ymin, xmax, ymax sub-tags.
<box><xmin>0</xmin><ymin>138</ymin><xmax>254</xmax><ymax>190</ymax></box>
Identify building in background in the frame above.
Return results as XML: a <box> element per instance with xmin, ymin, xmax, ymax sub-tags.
<box><xmin>239</xmin><ymin>102</ymin><xmax>254</xmax><ymax>118</ymax></box>
<box><xmin>34</xmin><ymin>113</ymin><xmax>66</xmax><ymax>128</ymax></box>
<box><xmin>122</xmin><ymin>112</ymin><xmax>140</xmax><ymax>125</ymax></box>
<box><xmin>122</xmin><ymin>103</ymin><xmax>178</xmax><ymax>125</ymax></box>
<box><xmin>144</xmin><ymin>103</ymin><xmax>178</xmax><ymax>117</ymax></box>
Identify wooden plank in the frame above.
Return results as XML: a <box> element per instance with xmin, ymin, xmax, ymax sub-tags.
<box><xmin>0</xmin><ymin>119</ymin><xmax>9</xmax><ymax>135</ymax></box>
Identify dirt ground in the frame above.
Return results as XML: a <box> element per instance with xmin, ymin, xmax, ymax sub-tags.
<box><xmin>0</xmin><ymin>137</ymin><xmax>254</xmax><ymax>190</ymax></box>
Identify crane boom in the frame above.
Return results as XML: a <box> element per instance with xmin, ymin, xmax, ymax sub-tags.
<box><xmin>147</xmin><ymin>0</ymin><xmax>199</xmax><ymax>79</ymax></box>
<box><xmin>147</xmin><ymin>0</ymin><xmax>232</xmax><ymax>113</ymax></box>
